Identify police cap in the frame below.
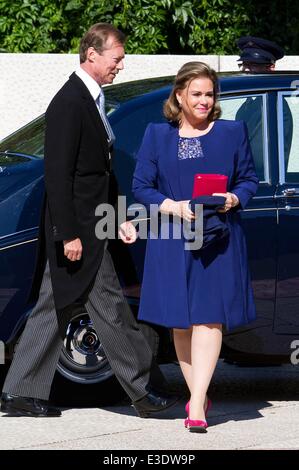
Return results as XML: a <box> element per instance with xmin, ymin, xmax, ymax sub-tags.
<box><xmin>237</xmin><ymin>36</ymin><xmax>284</xmax><ymax>64</ymax></box>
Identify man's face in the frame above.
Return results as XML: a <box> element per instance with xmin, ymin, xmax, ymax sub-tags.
<box><xmin>87</xmin><ymin>36</ymin><xmax>125</xmax><ymax>85</ymax></box>
<box><xmin>239</xmin><ymin>62</ymin><xmax>275</xmax><ymax>73</ymax></box>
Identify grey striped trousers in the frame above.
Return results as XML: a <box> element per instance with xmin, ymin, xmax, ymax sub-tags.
<box><xmin>3</xmin><ymin>247</ymin><xmax>164</xmax><ymax>401</ymax></box>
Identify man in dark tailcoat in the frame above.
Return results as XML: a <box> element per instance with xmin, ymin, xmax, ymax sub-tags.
<box><xmin>0</xmin><ymin>23</ymin><xmax>178</xmax><ymax>418</ymax></box>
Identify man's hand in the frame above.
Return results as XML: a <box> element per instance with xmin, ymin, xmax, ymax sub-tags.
<box><xmin>119</xmin><ymin>221</ymin><xmax>137</xmax><ymax>244</ymax></box>
<box><xmin>63</xmin><ymin>238</ymin><xmax>82</xmax><ymax>261</ymax></box>
<box><xmin>212</xmin><ymin>192</ymin><xmax>239</xmax><ymax>213</ymax></box>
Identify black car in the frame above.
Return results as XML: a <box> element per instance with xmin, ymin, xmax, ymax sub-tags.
<box><xmin>0</xmin><ymin>72</ymin><xmax>299</xmax><ymax>399</ymax></box>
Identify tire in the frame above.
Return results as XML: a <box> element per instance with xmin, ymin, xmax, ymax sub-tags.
<box><xmin>50</xmin><ymin>311</ymin><xmax>122</xmax><ymax>406</ymax></box>
<box><xmin>51</xmin><ymin>307</ymin><xmax>161</xmax><ymax>406</ymax></box>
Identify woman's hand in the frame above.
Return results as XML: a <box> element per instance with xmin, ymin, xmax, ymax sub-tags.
<box><xmin>159</xmin><ymin>198</ymin><xmax>195</xmax><ymax>222</ymax></box>
<box><xmin>212</xmin><ymin>192</ymin><xmax>239</xmax><ymax>213</ymax></box>
<box><xmin>119</xmin><ymin>221</ymin><xmax>137</xmax><ymax>244</ymax></box>
<box><xmin>63</xmin><ymin>238</ymin><xmax>82</xmax><ymax>261</ymax></box>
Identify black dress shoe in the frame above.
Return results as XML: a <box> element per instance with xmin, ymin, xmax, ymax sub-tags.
<box><xmin>132</xmin><ymin>389</ymin><xmax>180</xmax><ymax>418</ymax></box>
<box><xmin>0</xmin><ymin>393</ymin><xmax>61</xmax><ymax>417</ymax></box>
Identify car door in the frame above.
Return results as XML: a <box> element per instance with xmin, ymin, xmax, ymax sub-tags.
<box><xmin>220</xmin><ymin>92</ymin><xmax>278</xmax><ymax>338</ymax></box>
<box><xmin>0</xmin><ymin>118</ymin><xmax>45</xmax><ymax>343</ymax></box>
<box><xmin>274</xmin><ymin>88</ymin><xmax>299</xmax><ymax>334</ymax></box>
<box><xmin>110</xmin><ymin>89</ymin><xmax>168</xmax><ymax>290</ymax></box>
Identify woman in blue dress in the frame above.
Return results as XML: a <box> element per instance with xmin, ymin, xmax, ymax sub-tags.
<box><xmin>132</xmin><ymin>62</ymin><xmax>258</xmax><ymax>432</ymax></box>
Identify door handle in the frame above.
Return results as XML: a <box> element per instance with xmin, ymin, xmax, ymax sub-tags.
<box><xmin>282</xmin><ymin>188</ymin><xmax>299</xmax><ymax>196</ymax></box>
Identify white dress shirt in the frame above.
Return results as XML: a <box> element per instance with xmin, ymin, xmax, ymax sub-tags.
<box><xmin>75</xmin><ymin>67</ymin><xmax>115</xmax><ymax>146</ymax></box>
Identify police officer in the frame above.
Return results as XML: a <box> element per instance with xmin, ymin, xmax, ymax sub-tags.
<box><xmin>237</xmin><ymin>36</ymin><xmax>285</xmax><ymax>72</ymax></box>
<box><xmin>236</xmin><ymin>36</ymin><xmax>292</xmax><ymax>177</ymax></box>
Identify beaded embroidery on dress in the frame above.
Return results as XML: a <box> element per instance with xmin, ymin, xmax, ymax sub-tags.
<box><xmin>178</xmin><ymin>136</ymin><xmax>204</xmax><ymax>160</ymax></box>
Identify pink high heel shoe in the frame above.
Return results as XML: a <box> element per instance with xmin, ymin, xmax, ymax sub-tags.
<box><xmin>185</xmin><ymin>417</ymin><xmax>208</xmax><ymax>433</ymax></box>
<box><xmin>184</xmin><ymin>398</ymin><xmax>212</xmax><ymax>428</ymax></box>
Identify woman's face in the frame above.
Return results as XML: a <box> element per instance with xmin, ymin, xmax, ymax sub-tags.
<box><xmin>176</xmin><ymin>77</ymin><xmax>215</xmax><ymax>126</ymax></box>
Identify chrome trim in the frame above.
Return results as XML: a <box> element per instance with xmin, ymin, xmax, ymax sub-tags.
<box><xmin>243</xmin><ymin>207</ymin><xmax>277</xmax><ymax>212</ymax></box>
<box><xmin>252</xmin><ymin>195</ymin><xmax>275</xmax><ymax>200</ymax></box>
<box><xmin>275</xmin><ymin>195</ymin><xmax>299</xmax><ymax>199</ymax></box>
<box><xmin>0</xmin><ymin>238</ymin><xmax>38</xmax><ymax>251</ymax></box>
<box><xmin>277</xmin><ymin>90</ymin><xmax>299</xmax><ymax>184</ymax></box>
<box><xmin>130</xmin><ymin>206</ymin><xmax>278</xmax><ymax>217</ymax></box>
<box><xmin>262</xmin><ymin>94</ymin><xmax>270</xmax><ymax>183</ymax></box>
<box><xmin>131</xmin><ymin>209</ymin><xmax>277</xmax><ymax>218</ymax></box>
<box><xmin>277</xmin><ymin>206</ymin><xmax>299</xmax><ymax>211</ymax></box>
<box><xmin>277</xmin><ymin>92</ymin><xmax>286</xmax><ymax>184</ymax></box>
<box><xmin>220</xmin><ymin>93</ymin><xmax>269</xmax><ymax>184</ymax></box>
<box><xmin>0</xmin><ymin>226</ymin><xmax>39</xmax><ymax>241</ymax></box>
<box><xmin>220</xmin><ymin>86</ymin><xmax>294</xmax><ymax>96</ymax></box>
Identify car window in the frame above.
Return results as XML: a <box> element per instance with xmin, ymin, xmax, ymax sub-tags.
<box><xmin>111</xmin><ymin>94</ymin><xmax>166</xmax><ymax>204</ymax></box>
<box><xmin>0</xmin><ymin>116</ymin><xmax>45</xmax><ymax>158</ymax></box>
<box><xmin>0</xmin><ymin>154</ymin><xmax>30</xmax><ymax>166</ymax></box>
<box><xmin>279</xmin><ymin>94</ymin><xmax>298</xmax><ymax>183</ymax></box>
<box><xmin>220</xmin><ymin>95</ymin><xmax>267</xmax><ymax>183</ymax></box>
<box><xmin>105</xmin><ymin>77</ymin><xmax>172</xmax><ymax>111</ymax></box>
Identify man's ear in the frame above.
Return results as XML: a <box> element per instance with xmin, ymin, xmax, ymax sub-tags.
<box><xmin>86</xmin><ymin>47</ymin><xmax>97</xmax><ymax>63</ymax></box>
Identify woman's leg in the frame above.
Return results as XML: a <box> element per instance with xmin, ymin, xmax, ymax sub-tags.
<box><xmin>189</xmin><ymin>324</ymin><xmax>222</xmax><ymax>421</ymax></box>
<box><xmin>173</xmin><ymin>328</ymin><xmax>193</xmax><ymax>392</ymax></box>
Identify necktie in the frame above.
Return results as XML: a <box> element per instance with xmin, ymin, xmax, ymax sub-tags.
<box><xmin>96</xmin><ymin>89</ymin><xmax>115</xmax><ymax>147</ymax></box>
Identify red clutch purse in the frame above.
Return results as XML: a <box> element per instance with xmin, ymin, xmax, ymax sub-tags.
<box><xmin>192</xmin><ymin>174</ymin><xmax>228</xmax><ymax>198</ymax></box>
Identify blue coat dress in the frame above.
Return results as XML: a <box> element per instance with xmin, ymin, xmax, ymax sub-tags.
<box><xmin>132</xmin><ymin>120</ymin><xmax>259</xmax><ymax>331</ymax></box>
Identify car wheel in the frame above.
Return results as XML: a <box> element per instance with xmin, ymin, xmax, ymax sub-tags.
<box><xmin>57</xmin><ymin>312</ymin><xmax>113</xmax><ymax>385</ymax></box>
<box><xmin>51</xmin><ymin>312</ymin><xmax>123</xmax><ymax>406</ymax></box>
<box><xmin>51</xmin><ymin>309</ymin><xmax>161</xmax><ymax>406</ymax></box>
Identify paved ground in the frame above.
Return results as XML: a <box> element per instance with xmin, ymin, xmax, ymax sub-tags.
<box><xmin>0</xmin><ymin>360</ymin><xmax>298</xmax><ymax>450</ymax></box>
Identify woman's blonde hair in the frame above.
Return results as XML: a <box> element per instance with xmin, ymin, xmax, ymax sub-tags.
<box><xmin>163</xmin><ymin>61</ymin><xmax>221</xmax><ymax>123</ymax></box>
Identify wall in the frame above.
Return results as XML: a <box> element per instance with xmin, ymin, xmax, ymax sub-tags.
<box><xmin>0</xmin><ymin>53</ymin><xmax>298</xmax><ymax>140</ymax></box>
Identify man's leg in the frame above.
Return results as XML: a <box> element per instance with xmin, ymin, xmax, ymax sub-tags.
<box><xmin>85</xmin><ymin>247</ymin><xmax>167</xmax><ymax>402</ymax></box>
<box><xmin>2</xmin><ymin>262</ymin><xmax>63</xmax><ymax>400</ymax></box>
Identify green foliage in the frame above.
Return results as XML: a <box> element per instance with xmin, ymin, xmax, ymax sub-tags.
<box><xmin>0</xmin><ymin>0</ymin><xmax>297</xmax><ymax>55</ymax></box>
<box><xmin>187</xmin><ymin>0</ymin><xmax>253</xmax><ymax>54</ymax></box>
<box><xmin>0</xmin><ymin>0</ymin><xmax>67</xmax><ymax>52</ymax></box>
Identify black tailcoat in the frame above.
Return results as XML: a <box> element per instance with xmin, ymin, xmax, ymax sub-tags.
<box><xmin>31</xmin><ymin>73</ymin><xmax>117</xmax><ymax>314</ymax></box>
